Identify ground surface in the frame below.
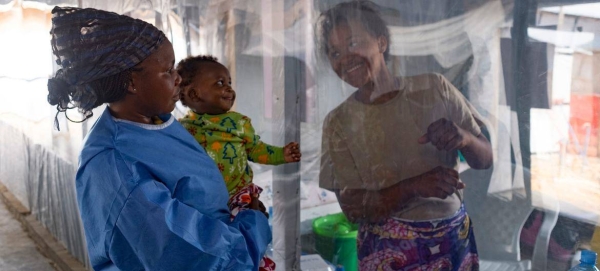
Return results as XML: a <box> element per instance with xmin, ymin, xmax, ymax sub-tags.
<box><xmin>0</xmin><ymin>199</ymin><xmax>55</xmax><ymax>271</ymax></box>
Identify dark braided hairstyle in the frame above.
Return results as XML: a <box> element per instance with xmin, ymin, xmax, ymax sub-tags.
<box><xmin>47</xmin><ymin>68</ymin><xmax>134</xmax><ymax>126</ymax></box>
<box><xmin>176</xmin><ymin>55</ymin><xmax>220</xmax><ymax>107</ymax></box>
<box><xmin>316</xmin><ymin>1</ymin><xmax>391</xmax><ymax>61</ymax></box>
<box><xmin>47</xmin><ymin>6</ymin><xmax>166</xmax><ymax>130</ymax></box>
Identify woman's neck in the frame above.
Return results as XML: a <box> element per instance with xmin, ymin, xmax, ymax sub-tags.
<box><xmin>108</xmin><ymin>103</ymin><xmax>153</xmax><ymax>124</ymax></box>
<box><xmin>356</xmin><ymin>66</ymin><xmax>398</xmax><ymax>104</ymax></box>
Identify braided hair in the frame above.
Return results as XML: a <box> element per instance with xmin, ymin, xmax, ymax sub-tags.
<box><xmin>47</xmin><ymin>68</ymin><xmax>134</xmax><ymax>127</ymax></box>
<box><xmin>47</xmin><ymin>6</ymin><xmax>166</xmax><ymax>130</ymax></box>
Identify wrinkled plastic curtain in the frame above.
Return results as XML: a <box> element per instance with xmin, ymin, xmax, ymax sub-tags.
<box><xmin>0</xmin><ymin>121</ymin><xmax>90</xmax><ymax>269</ymax></box>
<box><xmin>0</xmin><ymin>1</ymin><xmax>90</xmax><ymax>268</ymax></box>
<box><xmin>309</xmin><ymin>3</ymin><xmax>522</xmax><ymax>270</ymax></box>
<box><xmin>163</xmin><ymin>1</ymin><xmax>311</xmax><ymax>268</ymax></box>
<box><xmin>0</xmin><ymin>122</ymin><xmax>30</xmax><ymax>208</ymax></box>
<box><xmin>312</xmin><ymin>0</ymin><xmax>520</xmax><ymax>195</ymax></box>
<box><xmin>2</xmin><ymin>0</ymin><xmax>568</xmax><ymax>269</ymax></box>
<box><xmin>155</xmin><ymin>0</ymin><xmax>520</xmax><ymax>269</ymax></box>
<box><xmin>65</xmin><ymin>0</ymin><xmax>519</xmax><ymax>269</ymax></box>
<box><xmin>27</xmin><ymin>144</ymin><xmax>88</xmax><ymax>267</ymax></box>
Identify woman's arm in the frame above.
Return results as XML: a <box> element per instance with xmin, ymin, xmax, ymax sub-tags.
<box><xmin>418</xmin><ymin>118</ymin><xmax>492</xmax><ymax>169</ymax></box>
<box><xmin>335</xmin><ymin>166</ymin><xmax>464</xmax><ymax>223</ymax></box>
<box><xmin>111</xmin><ymin>178</ymin><xmax>271</xmax><ymax>270</ymax></box>
<box><xmin>418</xmin><ymin>74</ymin><xmax>493</xmax><ymax>169</ymax></box>
<box><xmin>460</xmin><ymin>120</ymin><xmax>493</xmax><ymax>169</ymax></box>
<box><xmin>78</xmin><ymin>151</ymin><xmax>271</xmax><ymax>271</ymax></box>
<box><xmin>335</xmin><ymin>182</ymin><xmax>417</xmax><ymax>224</ymax></box>
<box><xmin>320</xmin><ymin>113</ymin><xmax>465</xmax><ymax>223</ymax></box>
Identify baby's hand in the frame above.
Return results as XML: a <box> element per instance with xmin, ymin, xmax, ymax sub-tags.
<box><xmin>283</xmin><ymin>142</ymin><xmax>301</xmax><ymax>163</ymax></box>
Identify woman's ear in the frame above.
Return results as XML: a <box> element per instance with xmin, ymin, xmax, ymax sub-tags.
<box><xmin>378</xmin><ymin>36</ymin><xmax>388</xmax><ymax>54</ymax></box>
<box><xmin>128</xmin><ymin>73</ymin><xmax>139</xmax><ymax>94</ymax></box>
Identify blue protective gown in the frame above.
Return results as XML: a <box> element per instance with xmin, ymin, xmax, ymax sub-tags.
<box><xmin>76</xmin><ymin>109</ymin><xmax>271</xmax><ymax>271</ymax></box>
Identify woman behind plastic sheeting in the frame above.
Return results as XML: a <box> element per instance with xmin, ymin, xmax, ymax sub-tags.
<box><xmin>316</xmin><ymin>1</ymin><xmax>492</xmax><ymax>270</ymax></box>
<box><xmin>46</xmin><ymin>6</ymin><xmax>270</xmax><ymax>271</ymax></box>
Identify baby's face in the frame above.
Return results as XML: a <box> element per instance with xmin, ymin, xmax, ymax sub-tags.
<box><xmin>185</xmin><ymin>62</ymin><xmax>235</xmax><ymax>115</ymax></box>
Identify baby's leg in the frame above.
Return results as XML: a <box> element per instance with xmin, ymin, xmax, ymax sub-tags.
<box><xmin>228</xmin><ymin>183</ymin><xmax>263</xmax><ymax>218</ymax></box>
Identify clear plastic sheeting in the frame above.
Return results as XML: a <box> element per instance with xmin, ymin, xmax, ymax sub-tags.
<box><xmin>387</xmin><ymin>0</ymin><xmax>509</xmax><ymax>69</ymax></box>
<box><xmin>0</xmin><ymin>121</ymin><xmax>89</xmax><ymax>269</ymax></box>
<box><xmin>27</xmin><ymin>144</ymin><xmax>88</xmax><ymax>267</ymax></box>
<box><xmin>0</xmin><ymin>122</ymin><xmax>31</xmax><ymax>209</ymax></box>
<box><xmin>1</xmin><ymin>0</ymin><xmax>600</xmax><ymax>270</ymax></box>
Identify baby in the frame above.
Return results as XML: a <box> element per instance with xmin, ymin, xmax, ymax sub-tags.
<box><xmin>177</xmin><ymin>55</ymin><xmax>302</xmax><ymax>271</ymax></box>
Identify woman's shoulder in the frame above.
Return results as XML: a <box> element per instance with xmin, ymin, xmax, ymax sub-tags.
<box><xmin>401</xmin><ymin>73</ymin><xmax>446</xmax><ymax>91</ymax></box>
<box><xmin>79</xmin><ymin>127</ymin><xmax>132</xmax><ymax>180</ymax></box>
<box><xmin>322</xmin><ymin>95</ymin><xmax>357</xmax><ymax>125</ymax></box>
<box><xmin>401</xmin><ymin>73</ymin><xmax>454</xmax><ymax>101</ymax></box>
<box><xmin>80</xmin><ymin>110</ymin><xmax>118</xmax><ymax>161</ymax></box>
<box><xmin>331</xmin><ymin>92</ymin><xmax>364</xmax><ymax>114</ymax></box>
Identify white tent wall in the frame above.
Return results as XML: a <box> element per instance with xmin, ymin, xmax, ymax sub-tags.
<box><xmin>0</xmin><ymin>0</ymin><xmax>510</xmax><ymax>269</ymax></box>
<box><xmin>2</xmin><ymin>0</ymin><xmax>574</xmax><ymax>270</ymax></box>
<box><xmin>0</xmin><ymin>2</ymin><xmax>91</xmax><ymax>268</ymax></box>
<box><xmin>0</xmin><ymin>122</ymin><xmax>91</xmax><ymax>268</ymax></box>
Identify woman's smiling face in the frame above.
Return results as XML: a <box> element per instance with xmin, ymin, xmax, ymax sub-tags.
<box><xmin>326</xmin><ymin>19</ymin><xmax>387</xmax><ymax>88</ymax></box>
